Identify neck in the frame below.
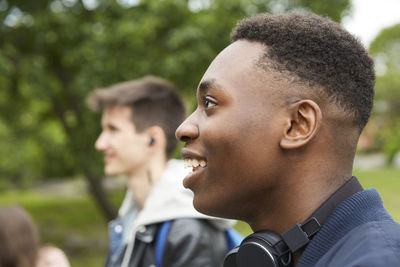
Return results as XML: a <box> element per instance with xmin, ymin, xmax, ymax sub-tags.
<box><xmin>127</xmin><ymin>152</ymin><xmax>167</xmax><ymax>209</ymax></box>
<box><xmin>247</xmin><ymin>170</ymin><xmax>353</xmax><ymax>266</ymax></box>
<box><xmin>248</xmin><ymin>157</ymin><xmax>353</xmax><ymax>233</ymax></box>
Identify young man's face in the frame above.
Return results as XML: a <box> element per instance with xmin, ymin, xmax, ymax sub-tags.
<box><xmin>95</xmin><ymin>105</ymin><xmax>150</xmax><ymax>177</ymax></box>
<box><xmin>176</xmin><ymin>40</ymin><xmax>289</xmax><ymax>220</ymax></box>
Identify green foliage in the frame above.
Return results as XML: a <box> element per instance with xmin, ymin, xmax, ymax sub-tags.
<box><xmin>0</xmin><ymin>0</ymin><xmax>349</xmax><ymax>203</ymax></box>
<box><xmin>369</xmin><ymin>24</ymin><xmax>400</xmax><ymax>162</ymax></box>
<box><xmin>276</xmin><ymin>0</ymin><xmax>350</xmax><ymax>22</ymax></box>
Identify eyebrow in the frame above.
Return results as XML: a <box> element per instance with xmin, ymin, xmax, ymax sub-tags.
<box><xmin>198</xmin><ymin>79</ymin><xmax>225</xmax><ymax>95</ymax></box>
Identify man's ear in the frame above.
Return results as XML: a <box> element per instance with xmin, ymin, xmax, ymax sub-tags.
<box><xmin>146</xmin><ymin>126</ymin><xmax>166</xmax><ymax>150</ymax></box>
<box><xmin>280</xmin><ymin>100</ymin><xmax>322</xmax><ymax>150</ymax></box>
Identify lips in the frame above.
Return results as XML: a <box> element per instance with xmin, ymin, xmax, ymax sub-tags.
<box><xmin>104</xmin><ymin>153</ymin><xmax>114</xmax><ymax>163</ymax></box>
<box><xmin>181</xmin><ymin>149</ymin><xmax>207</xmax><ymax>187</ymax></box>
<box><xmin>181</xmin><ymin>148</ymin><xmax>207</xmax><ymax>168</ymax></box>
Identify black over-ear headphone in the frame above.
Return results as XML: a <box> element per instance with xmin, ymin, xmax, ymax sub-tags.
<box><xmin>224</xmin><ymin>177</ymin><xmax>363</xmax><ymax>267</ymax></box>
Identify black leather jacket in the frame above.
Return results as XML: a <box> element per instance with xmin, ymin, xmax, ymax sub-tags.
<box><xmin>105</xmin><ymin>218</ymin><xmax>228</xmax><ymax>267</ymax></box>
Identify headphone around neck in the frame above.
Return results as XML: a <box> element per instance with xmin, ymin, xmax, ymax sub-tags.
<box><xmin>224</xmin><ymin>177</ymin><xmax>363</xmax><ymax>267</ymax></box>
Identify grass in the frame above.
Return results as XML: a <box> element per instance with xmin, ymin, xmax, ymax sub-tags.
<box><xmin>0</xmin><ymin>167</ymin><xmax>398</xmax><ymax>266</ymax></box>
<box><xmin>354</xmin><ymin>168</ymin><xmax>400</xmax><ymax>221</ymax></box>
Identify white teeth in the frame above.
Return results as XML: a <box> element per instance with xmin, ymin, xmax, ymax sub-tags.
<box><xmin>184</xmin><ymin>158</ymin><xmax>207</xmax><ymax>168</ymax></box>
<box><xmin>192</xmin><ymin>159</ymin><xmax>199</xmax><ymax>167</ymax></box>
<box><xmin>184</xmin><ymin>159</ymin><xmax>191</xmax><ymax>168</ymax></box>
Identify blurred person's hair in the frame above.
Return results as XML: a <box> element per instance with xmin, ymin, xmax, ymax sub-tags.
<box><xmin>87</xmin><ymin>75</ymin><xmax>186</xmax><ymax>157</ymax></box>
<box><xmin>0</xmin><ymin>205</ymin><xmax>40</xmax><ymax>267</ymax></box>
<box><xmin>231</xmin><ymin>12</ymin><xmax>375</xmax><ymax>132</ymax></box>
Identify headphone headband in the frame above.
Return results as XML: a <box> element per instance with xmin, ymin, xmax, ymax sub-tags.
<box><xmin>224</xmin><ymin>176</ymin><xmax>363</xmax><ymax>267</ymax></box>
<box><xmin>282</xmin><ymin>176</ymin><xmax>363</xmax><ymax>253</ymax></box>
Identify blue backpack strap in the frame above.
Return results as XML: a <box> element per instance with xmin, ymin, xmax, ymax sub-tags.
<box><xmin>225</xmin><ymin>228</ymin><xmax>244</xmax><ymax>250</ymax></box>
<box><xmin>155</xmin><ymin>220</ymin><xmax>172</xmax><ymax>267</ymax></box>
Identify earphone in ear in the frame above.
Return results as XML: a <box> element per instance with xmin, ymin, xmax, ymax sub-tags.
<box><xmin>149</xmin><ymin>137</ymin><xmax>155</xmax><ymax>146</ymax></box>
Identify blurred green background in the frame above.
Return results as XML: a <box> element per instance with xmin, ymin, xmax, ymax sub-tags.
<box><xmin>1</xmin><ymin>0</ymin><xmax>399</xmax><ymax>266</ymax></box>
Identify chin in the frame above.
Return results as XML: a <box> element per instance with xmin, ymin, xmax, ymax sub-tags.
<box><xmin>193</xmin><ymin>196</ymin><xmax>237</xmax><ymax>220</ymax></box>
<box><xmin>104</xmin><ymin>166</ymin><xmax>121</xmax><ymax>177</ymax></box>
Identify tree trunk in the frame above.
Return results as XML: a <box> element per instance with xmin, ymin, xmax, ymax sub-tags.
<box><xmin>85</xmin><ymin>172</ymin><xmax>117</xmax><ymax>221</ymax></box>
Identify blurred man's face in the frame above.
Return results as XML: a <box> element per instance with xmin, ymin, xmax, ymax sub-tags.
<box><xmin>176</xmin><ymin>40</ymin><xmax>289</xmax><ymax>221</ymax></box>
<box><xmin>37</xmin><ymin>246</ymin><xmax>70</xmax><ymax>267</ymax></box>
<box><xmin>95</xmin><ymin>105</ymin><xmax>150</xmax><ymax>177</ymax></box>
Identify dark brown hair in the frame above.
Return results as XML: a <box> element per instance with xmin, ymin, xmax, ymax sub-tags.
<box><xmin>87</xmin><ymin>75</ymin><xmax>186</xmax><ymax>157</ymax></box>
<box><xmin>0</xmin><ymin>205</ymin><xmax>40</xmax><ymax>267</ymax></box>
<box><xmin>231</xmin><ymin>12</ymin><xmax>375</xmax><ymax>131</ymax></box>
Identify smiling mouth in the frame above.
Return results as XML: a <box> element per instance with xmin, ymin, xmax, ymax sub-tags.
<box><xmin>184</xmin><ymin>158</ymin><xmax>207</xmax><ymax>172</ymax></box>
<box><xmin>104</xmin><ymin>154</ymin><xmax>114</xmax><ymax>163</ymax></box>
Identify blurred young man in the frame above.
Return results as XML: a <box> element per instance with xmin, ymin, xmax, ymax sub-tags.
<box><xmin>176</xmin><ymin>12</ymin><xmax>400</xmax><ymax>266</ymax></box>
<box><xmin>88</xmin><ymin>76</ymin><xmax>233</xmax><ymax>267</ymax></box>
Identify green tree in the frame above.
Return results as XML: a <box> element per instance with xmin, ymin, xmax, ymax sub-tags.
<box><xmin>369</xmin><ymin>23</ymin><xmax>400</xmax><ymax>163</ymax></box>
<box><xmin>0</xmin><ymin>0</ymin><xmax>350</xmax><ymax>220</ymax></box>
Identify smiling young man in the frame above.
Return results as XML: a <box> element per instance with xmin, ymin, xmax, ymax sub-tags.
<box><xmin>87</xmin><ymin>76</ymin><xmax>234</xmax><ymax>267</ymax></box>
<box><xmin>176</xmin><ymin>12</ymin><xmax>400</xmax><ymax>266</ymax></box>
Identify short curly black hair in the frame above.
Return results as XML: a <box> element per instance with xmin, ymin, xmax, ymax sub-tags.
<box><xmin>231</xmin><ymin>12</ymin><xmax>375</xmax><ymax>131</ymax></box>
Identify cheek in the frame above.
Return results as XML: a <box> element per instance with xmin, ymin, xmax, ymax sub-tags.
<box><xmin>202</xmin><ymin>113</ymin><xmax>282</xmax><ymax>187</ymax></box>
<box><xmin>201</xmin><ymin>109</ymin><xmax>251</xmax><ymax>153</ymax></box>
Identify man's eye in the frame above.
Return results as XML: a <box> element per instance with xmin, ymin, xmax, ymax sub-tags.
<box><xmin>205</xmin><ymin>100</ymin><xmax>216</xmax><ymax>108</ymax></box>
<box><xmin>108</xmin><ymin>125</ymin><xmax>118</xmax><ymax>132</ymax></box>
<box><xmin>202</xmin><ymin>96</ymin><xmax>217</xmax><ymax>109</ymax></box>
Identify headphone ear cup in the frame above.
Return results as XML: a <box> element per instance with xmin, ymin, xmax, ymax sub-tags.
<box><xmin>235</xmin><ymin>230</ymin><xmax>292</xmax><ymax>267</ymax></box>
<box><xmin>224</xmin><ymin>246</ymin><xmax>240</xmax><ymax>267</ymax></box>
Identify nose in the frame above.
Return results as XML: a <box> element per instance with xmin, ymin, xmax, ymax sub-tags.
<box><xmin>176</xmin><ymin>112</ymin><xmax>199</xmax><ymax>143</ymax></box>
<box><xmin>95</xmin><ymin>132</ymin><xmax>107</xmax><ymax>151</ymax></box>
